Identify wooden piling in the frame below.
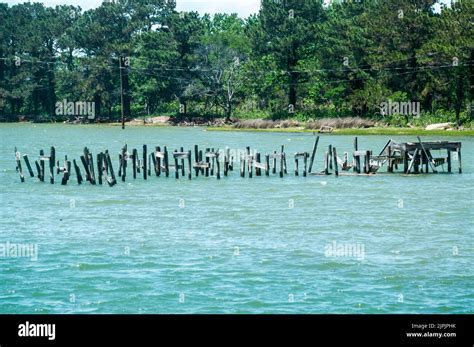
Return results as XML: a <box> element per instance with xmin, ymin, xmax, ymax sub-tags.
<box><xmin>365</xmin><ymin>150</ymin><xmax>370</xmax><ymax>174</ymax></box>
<box><xmin>240</xmin><ymin>157</ymin><xmax>246</xmax><ymax>178</ymax></box>
<box><xmin>198</xmin><ymin>150</ymin><xmax>203</xmax><ymax>175</ymax></box>
<box><xmin>132</xmin><ymin>149</ymin><xmax>137</xmax><ymax>179</ymax></box>
<box><xmin>194</xmin><ymin>145</ymin><xmax>199</xmax><ymax>176</ymax></box>
<box><xmin>354</xmin><ymin>138</ymin><xmax>361</xmax><ymax>174</ymax></box>
<box><xmin>174</xmin><ymin>150</ymin><xmax>179</xmax><ymax>179</ymax></box>
<box><xmin>156</xmin><ymin>146</ymin><xmax>162</xmax><ymax>176</ymax></box>
<box><xmin>224</xmin><ymin>148</ymin><xmax>229</xmax><ymax>177</ymax></box>
<box><xmin>61</xmin><ymin>159</ymin><xmax>71</xmax><ymax>185</ymax></box>
<box><xmin>216</xmin><ymin>151</ymin><xmax>221</xmax><ymax>179</ymax></box>
<box><xmin>272</xmin><ymin>150</ymin><xmax>277</xmax><ymax>174</ymax></box>
<box><xmin>294</xmin><ymin>155</ymin><xmax>299</xmax><ymax>176</ymax></box>
<box><xmin>143</xmin><ymin>145</ymin><xmax>148</xmax><ymax>180</ymax></box>
<box><xmin>164</xmin><ymin>146</ymin><xmax>169</xmax><ymax>177</ymax></box>
<box><xmin>256</xmin><ymin>152</ymin><xmax>261</xmax><ymax>176</ymax></box>
<box><xmin>180</xmin><ymin>146</ymin><xmax>185</xmax><ymax>176</ymax></box>
<box><xmin>120</xmin><ymin>146</ymin><xmax>127</xmax><ymax>181</ymax></box>
<box><xmin>324</xmin><ymin>151</ymin><xmax>329</xmax><ymax>175</ymax></box>
<box><xmin>150</xmin><ymin>150</ymin><xmax>157</xmax><ymax>176</ymax></box>
<box><xmin>282</xmin><ymin>146</ymin><xmax>288</xmax><ymax>174</ymax></box>
<box><xmin>15</xmin><ymin>149</ymin><xmax>25</xmax><ymax>182</ymax></box>
<box><xmin>406</xmin><ymin>149</ymin><xmax>419</xmax><ymax>174</ymax></box>
<box><xmin>280</xmin><ymin>153</ymin><xmax>284</xmax><ymax>178</ymax></box>
<box><xmin>39</xmin><ymin>149</ymin><xmax>45</xmax><ymax>182</ymax></box>
<box><xmin>49</xmin><ymin>146</ymin><xmax>55</xmax><ymax>184</ymax></box>
<box><xmin>328</xmin><ymin>145</ymin><xmax>333</xmax><ymax>170</ymax></box>
<box><xmin>80</xmin><ymin>155</ymin><xmax>92</xmax><ymax>183</ymax></box>
<box><xmin>333</xmin><ymin>147</ymin><xmax>339</xmax><ymax>177</ymax></box>
<box><xmin>97</xmin><ymin>153</ymin><xmax>103</xmax><ymax>185</ymax></box>
<box><xmin>457</xmin><ymin>147</ymin><xmax>462</xmax><ymax>174</ymax></box>
<box><xmin>73</xmin><ymin>159</ymin><xmax>83</xmax><ymax>184</ymax></box>
<box><xmin>187</xmin><ymin>150</ymin><xmax>192</xmax><ymax>180</ymax></box>
<box><xmin>105</xmin><ymin>151</ymin><xmax>117</xmax><ymax>186</ymax></box>
<box><xmin>303</xmin><ymin>153</ymin><xmax>308</xmax><ymax>177</ymax></box>
<box><xmin>308</xmin><ymin>136</ymin><xmax>319</xmax><ymax>173</ymax></box>
<box><xmin>403</xmin><ymin>151</ymin><xmax>409</xmax><ymax>174</ymax></box>
<box><xmin>205</xmin><ymin>148</ymin><xmax>210</xmax><ymax>177</ymax></box>
<box><xmin>265</xmin><ymin>154</ymin><xmax>270</xmax><ymax>176</ymax></box>
<box><xmin>387</xmin><ymin>146</ymin><xmax>393</xmax><ymax>173</ymax></box>
<box><xmin>34</xmin><ymin>161</ymin><xmax>40</xmax><ymax>180</ymax></box>
<box><xmin>23</xmin><ymin>154</ymin><xmax>34</xmax><ymax>177</ymax></box>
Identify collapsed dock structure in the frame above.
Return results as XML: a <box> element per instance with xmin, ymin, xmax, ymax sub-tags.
<box><xmin>14</xmin><ymin>137</ymin><xmax>462</xmax><ymax>186</ymax></box>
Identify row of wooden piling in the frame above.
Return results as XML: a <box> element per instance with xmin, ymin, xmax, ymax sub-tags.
<box><xmin>13</xmin><ymin>137</ymin><xmax>462</xmax><ymax>185</ymax></box>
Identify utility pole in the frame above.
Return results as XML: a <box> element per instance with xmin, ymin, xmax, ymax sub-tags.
<box><xmin>119</xmin><ymin>56</ymin><xmax>125</xmax><ymax>129</ymax></box>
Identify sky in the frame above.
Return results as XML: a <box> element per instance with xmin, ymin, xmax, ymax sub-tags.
<box><xmin>2</xmin><ymin>0</ymin><xmax>261</xmax><ymax>17</ymax></box>
<box><xmin>2</xmin><ymin>0</ymin><xmax>450</xmax><ymax>17</ymax></box>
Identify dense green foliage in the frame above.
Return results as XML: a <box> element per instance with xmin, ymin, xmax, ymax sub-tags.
<box><xmin>0</xmin><ymin>0</ymin><xmax>472</xmax><ymax>126</ymax></box>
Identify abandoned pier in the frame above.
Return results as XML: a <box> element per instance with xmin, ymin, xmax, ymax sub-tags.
<box><xmin>14</xmin><ymin>137</ymin><xmax>462</xmax><ymax>186</ymax></box>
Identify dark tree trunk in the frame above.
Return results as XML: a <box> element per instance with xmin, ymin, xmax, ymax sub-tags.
<box><xmin>94</xmin><ymin>94</ymin><xmax>101</xmax><ymax>120</ymax></box>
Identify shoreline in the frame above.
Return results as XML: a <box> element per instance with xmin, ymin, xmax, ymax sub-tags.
<box><xmin>2</xmin><ymin>122</ymin><xmax>473</xmax><ymax>136</ymax></box>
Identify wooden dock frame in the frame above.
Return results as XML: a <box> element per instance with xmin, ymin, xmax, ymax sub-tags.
<box><xmin>12</xmin><ymin>137</ymin><xmax>463</xmax><ymax>188</ymax></box>
<box><xmin>387</xmin><ymin>139</ymin><xmax>462</xmax><ymax>175</ymax></box>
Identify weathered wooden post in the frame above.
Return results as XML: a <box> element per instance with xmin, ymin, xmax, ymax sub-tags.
<box><xmin>156</xmin><ymin>146</ymin><xmax>162</xmax><ymax>176</ymax></box>
<box><xmin>97</xmin><ymin>153</ymin><xmax>103</xmax><ymax>185</ymax></box>
<box><xmin>81</xmin><ymin>155</ymin><xmax>91</xmax><ymax>183</ymax></box>
<box><xmin>23</xmin><ymin>154</ymin><xmax>34</xmax><ymax>177</ymax></box>
<box><xmin>294</xmin><ymin>154</ymin><xmax>299</xmax><ymax>176</ymax></box>
<box><xmin>272</xmin><ymin>150</ymin><xmax>277</xmax><ymax>174</ymax></box>
<box><xmin>216</xmin><ymin>151</ymin><xmax>221</xmax><ymax>179</ymax></box>
<box><xmin>240</xmin><ymin>156</ymin><xmax>246</xmax><ymax>178</ymax></box>
<box><xmin>205</xmin><ymin>148</ymin><xmax>210</xmax><ymax>177</ymax></box>
<box><xmin>282</xmin><ymin>145</ymin><xmax>288</xmax><ymax>174</ymax></box>
<box><xmin>164</xmin><ymin>146</ymin><xmax>169</xmax><ymax>177</ymax></box>
<box><xmin>447</xmin><ymin>150</ymin><xmax>452</xmax><ymax>173</ymax></box>
<box><xmin>150</xmin><ymin>150</ymin><xmax>157</xmax><ymax>176</ymax></box>
<box><xmin>180</xmin><ymin>146</ymin><xmax>185</xmax><ymax>176</ymax></box>
<box><xmin>224</xmin><ymin>148</ymin><xmax>229</xmax><ymax>177</ymax></box>
<box><xmin>246</xmin><ymin>146</ymin><xmax>252</xmax><ymax>178</ymax></box>
<box><xmin>403</xmin><ymin>150</ymin><xmax>409</xmax><ymax>174</ymax></box>
<box><xmin>143</xmin><ymin>145</ymin><xmax>148</xmax><ymax>180</ymax></box>
<box><xmin>194</xmin><ymin>145</ymin><xmax>199</xmax><ymax>176</ymax></box>
<box><xmin>308</xmin><ymin>136</ymin><xmax>319</xmax><ymax>173</ymax></box>
<box><xmin>61</xmin><ymin>157</ymin><xmax>71</xmax><ymax>185</ymax></box>
<box><xmin>187</xmin><ymin>150</ymin><xmax>192</xmax><ymax>180</ymax></box>
<box><xmin>198</xmin><ymin>150</ymin><xmax>203</xmax><ymax>175</ymax></box>
<box><xmin>354</xmin><ymin>137</ymin><xmax>360</xmax><ymax>174</ymax></box>
<box><xmin>15</xmin><ymin>148</ymin><xmax>25</xmax><ymax>182</ymax></box>
<box><xmin>333</xmin><ymin>147</ymin><xmax>339</xmax><ymax>177</ymax></box>
<box><xmin>255</xmin><ymin>152</ymin><xmax>261</xmax><ymax>176</ymax></box>
<box><xmin>105</xmin><ymin>150</ymin><xmax>117</xmax><ymax>186</ymax></box>
<box><xmin>49</xmin><ymin>146</ymin><xmax>55</xmax><ymax>184</ymax></box>
<box><xmin>174</xmin><ymin>150</ymin><xmax>179</xmax><ymax>179</ymax></box>
<box><xmin>265</xmin><ymin>154</ymin><xmax>270</xmax><ymax>176</ymax></box>
<box><xmin>387</xmin><ymin>146</ymin><xmax>393</xmax><ymax>173</ymax></box>
<box><xmin>280</xmin><ymin>153</ymin><xmax>284</xmax><ymax>178</ymax></box>
<box><xmin>132</xmin><ymin>149</ymin><xmax>138</xmax><ymax>179</ymax></box>
<box><xmin>39</xmin><ymin>149</ymin><xmax>45</xmax><ymax>182</ymax></box>
<box><xmin>457</xmin><ymin>146</ymin><xmax>462</xmax><ymax>174</ymax></box>
<box><xmin>324</xmin><ymin>151</ymin><xmax>329</xmax><ymax>175</ymax></box>
<box><xmin>120</xmin><ymin>145</ymin><xmax>127</xmax><ymax>182</ymax></box>
<box><xmin>328</xmin><ymin>144</ymin><xmax>333</xmax><ymax>170</ymax></box>
<box><xmin>73</xmin><ymin>159</ymin><xmax>83</xmax><ymax>184</ymax></box>
<box><xmin>303</xmin><ymin>152</ymin><xmax>308</xmax><ymax>177</ymax></box>
<box><xmin>365</xmin><ymin>150</ymin><xmax>370</xmax><ymax>174</ymax></box>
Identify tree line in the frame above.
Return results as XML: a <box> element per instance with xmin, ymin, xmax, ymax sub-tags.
<box><xmin>0</xmin><ymin>0</ymin><xmax>472</xmax><ymax>125</ymax></box>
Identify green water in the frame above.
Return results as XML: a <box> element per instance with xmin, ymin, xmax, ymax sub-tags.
<box><xmin>0</xmin><ymin>124</ymin><xmax>473</xmax><ymax>313</ymax></box>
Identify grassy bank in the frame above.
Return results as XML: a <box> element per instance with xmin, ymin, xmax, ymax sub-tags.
<box><xmin>206</xmin><ymin>126</ymin><xmax>474</xmax><ymax>136</ymax></box>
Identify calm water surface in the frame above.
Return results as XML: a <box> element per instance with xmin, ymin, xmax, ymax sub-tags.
<box><xmin>0</xmin><ymin>124</ymin><xmax>473</xmax><ymax>313</ymax></box>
